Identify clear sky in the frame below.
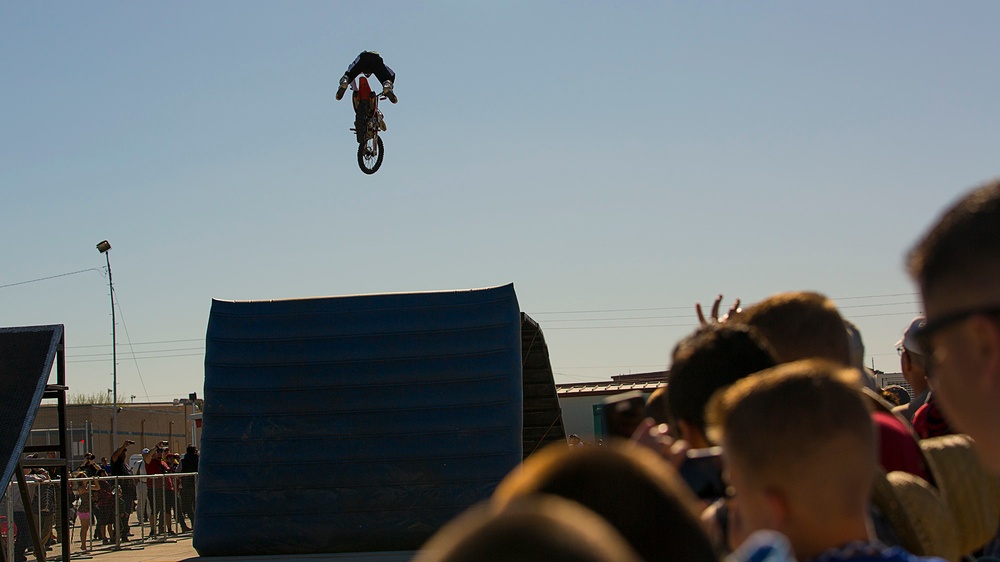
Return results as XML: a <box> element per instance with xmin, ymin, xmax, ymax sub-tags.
<box><xmin>3</xmin><ymin>2</ymin><xmax>999</xmax><ymax>403</ymax></box>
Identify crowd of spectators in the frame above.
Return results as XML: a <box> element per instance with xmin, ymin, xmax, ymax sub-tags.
<box><xmin>4</xmin><ymin>440</ymin><xmax>199</xmax><ymax>561</ymax></box>
<box><xmin>415</xmin><ymin>177</ymin><xmax>1000</xmax><ymax>561</ymax></box>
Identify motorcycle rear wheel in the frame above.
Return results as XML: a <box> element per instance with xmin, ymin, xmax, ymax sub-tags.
<box><xmin>357</xmin><ymin>135</ymin><xmax>384</xmax><ymax>175</ymax></box>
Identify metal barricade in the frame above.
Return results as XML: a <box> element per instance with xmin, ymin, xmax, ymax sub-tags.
<box><xmin>2</xmin><ymin>471</ymin><xmax>197</xmax><ymax>560</ymax></box>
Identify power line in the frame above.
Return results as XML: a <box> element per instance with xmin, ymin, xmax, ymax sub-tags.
<box><xmin>833</xmin><ymin>292</ymin><xmax>920</xmax><ymax>301</ymax></box>
<box><xmin>70</xmin><ymin>346</ymin><xmax>205</xmax><ymax>359</ymax></box>
<box><xmin>111</xmin><ymin>286</ymin><xmax>151</xmax><ymax>403</ymax></box>
<box><xmin>0</xmin><ymin>268</ymin><xmax>102</xmax><ymax>290</ymax></box>
<box><xmin>554</xmin><ymin>364</ymin><xmax>665</xmax><ymax>370</ymax></box>
<box><xmin>68</xmin><ymin>352</ymin><xmax>204</xmax><ymax>364</ymax></box>
<box><xmin>53</xmin><ymin>291</ymin><xmax>919</xmax><ymax>375</ymax></box>
<box><xmin>50</xmin><ymin>290</ymin><xmax>922</xmax><ymax>342</ymax></box>
<box><xmin>57</xmin><ymin>304</ymin><xmax>920</xmax><ymax>343</ymax></box>
<box><xmin>531</xmin><ymin>292</ymin><xmax>920</xmax><ymax>317</ymax></box>
<box><xmin>539</xmin><ymin>302</ymin><xmax>923</xmax><ymax>324</ymax></box>
<box><xmin>68</xmin><ymin>338</ymin><xmax>203</xmax><ymax>350</ymax></box>
<box><xmin>533</xmin><ymin>305</ymin><xmax>693</xmax><ymax>315</ymax></box>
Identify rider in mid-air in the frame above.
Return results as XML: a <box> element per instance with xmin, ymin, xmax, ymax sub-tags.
<box><xmin>336</xmin><ymin>51</ymin><xmax>397</xmax><ymax>103</ymax></box>
<box><xmin>336</xmin><ymin>51</ymin><xmax>397</xmax><ymax>139</ymax></box>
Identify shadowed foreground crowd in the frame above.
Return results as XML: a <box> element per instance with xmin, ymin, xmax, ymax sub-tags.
<box><xmin>413</xmin><ymin>177</ymin><xmax>1000</xmax><ymax>562</ymax></box>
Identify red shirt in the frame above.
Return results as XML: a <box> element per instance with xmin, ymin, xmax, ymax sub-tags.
<box><xmin>145</xmin><ymin>459</ymin><xmax>174</xmax><ymax>491</ymax></box>
<box><xmin>912</xmin><ymin>395</ymin><xmax>954</xmax><ymax>439</ymax></box>
<box><xmin>872</xmin><ymin>410</ymin><xmax>930</xmax><ymax>482</ymax></box>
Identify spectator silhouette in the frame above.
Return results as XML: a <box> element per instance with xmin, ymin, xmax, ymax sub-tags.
<box><xmin>666</xmin><ymin>324</ymin><xmax>777</xmax><ymax>448</ymax></box>
<box><xmin>892</xmin><ymin>317</ymin><xmax>931</xmax><ymax>423</ymax></box>
<box><xmin>707</xmin><ymin>359</ymin><xmax>944</xmax><ymax>562</ymax></box>
<box><xmin>72</xmin><ymin>470</ymin><xmax>99</xmax><ymax>553</ymax></box>
<box><xmin>731</xmin><ymin>291</ymin><xmax>930</xmax><ymax>481</ymax></box>
<box><xmin>110</xmin><ymin>439</ymin><xmax>136</xmax><ymax>540</ymax></box>
<box><xmin>178</xmin><ymin>445</ymin><xmax>198</xmax><ymax>532</ymax></box>
<box><xmin>907</xmin><ymin>176</ymin><xmax>1000</xmax><ymax>472</ymax></box>
<box><xmin>492</xmin><ymin>442</ymin><xmax>716</xmax><ymax>562</ymax></box>
<box><xmin>414</xmin><ymin>496</ymin><xmax>643</xmax><ymax>562</ymax></box>
<box><xmin>733</xmin><ymin>291</ymin><xmax>851</xmax><ymax>366</ymax></box>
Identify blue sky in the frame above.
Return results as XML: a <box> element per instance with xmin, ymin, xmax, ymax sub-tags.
<box><xmin>3</xmin><ymin>2</ymin><xmax>999</xmax><ymax>402</ymax></box>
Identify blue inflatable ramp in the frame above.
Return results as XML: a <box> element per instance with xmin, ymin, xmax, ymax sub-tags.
<box><xmin>194</xmin><ymin>285</ymin><xmax>523</xmax><ymax>557</ymax></box>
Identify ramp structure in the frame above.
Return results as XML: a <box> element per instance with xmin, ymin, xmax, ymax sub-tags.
<box><xmin>0</xmin><ymin>325</ymin><xmax>73</xmax><ymax>562</ymax></box>
<box><xmin>520</xmin><ymin>313</ymin><xmax>566</xmax><ymax>458</ymax></box>
<box><xmin>195</xmin><ymin>284</ymin><xmax>524</xmax><ymax>556</ymax></box>
<box><xmin>0</xmin><ymin>325</ymin><xmax>63</xmax><ymax>494</ymax></box>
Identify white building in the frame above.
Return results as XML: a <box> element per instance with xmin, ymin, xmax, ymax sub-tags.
<box><xmin>556</xmin><ymin>372</ymin><xmax>665</xmax><ymax>444</ymax></box>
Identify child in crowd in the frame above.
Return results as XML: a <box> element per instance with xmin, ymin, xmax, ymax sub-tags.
<box><xmin>707</xmin><ymin>360</ymin><xmax>946</xmax><ymax>562</ymax></box>
<box><xmin>73</xmin><ymin>470</ymin><xmax>99</xmax><ymax>553</ymax></box>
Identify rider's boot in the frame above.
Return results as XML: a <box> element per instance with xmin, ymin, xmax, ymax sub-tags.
<box><xmin>379</xmin><ymin>117</ymin><xmax>387</xmax><ymax>131</ymax></box>
<box><xmin>335</xmin><ymin>75</ymin><xmax>349</xmax><ymax>101</ymax></box>
<box><xmin>382</xmin><ymin>81</ymin><xmax>397</xmax><ymax>104</ymax></box>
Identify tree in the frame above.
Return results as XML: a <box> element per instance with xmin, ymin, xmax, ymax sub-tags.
<box><xmin>69</xmin><ymin>391</ymin><xmax>113</xmax><ymax>405</ymax></box>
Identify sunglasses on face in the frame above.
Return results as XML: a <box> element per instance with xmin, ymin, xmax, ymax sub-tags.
<box><xmin>914</xmin><ymin>306</ymin><xmax>1000</xmax><ymax>358</ymax></box>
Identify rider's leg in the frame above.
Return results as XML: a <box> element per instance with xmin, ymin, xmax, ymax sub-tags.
<box><xmin>381</xmin><ymin>81</ymin><xmax>397</xmax><ymax>104</ymax></box>
<box><xmin>335</xmin><ymin>71</ymin><xmax>353</xmax><ymax>101</ymax></box>
<box><xmin>373</xmin><ymin>65</ymin><xmax>397</xmax><ymax>103</ymax></box>
<box><xmin>336</xmin><ymin>57</ymin><xmax>365</xmax><ymax>101</ymax></box>
<box><xmin>371</xmin><ymin>62</ymin><xmax>395</xmax><ymax>86</ymax></box>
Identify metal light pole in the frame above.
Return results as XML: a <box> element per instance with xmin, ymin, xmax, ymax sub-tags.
<box><xmin>97</xmin><ymin>240</ymin><xmax>117</xmax><ymax>446</ymax></box>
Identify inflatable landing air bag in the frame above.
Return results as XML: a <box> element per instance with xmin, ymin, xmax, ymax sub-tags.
<box><xmin>194</xmin><ymin>284</ymin><xmax>523</xmax><ymax>556</ymax></box>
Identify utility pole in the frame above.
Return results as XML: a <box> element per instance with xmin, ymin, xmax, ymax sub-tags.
<box><xmin>97</xmin><ymin>240</ymin><xmax>117</xmax><ymax>446</ymax></box>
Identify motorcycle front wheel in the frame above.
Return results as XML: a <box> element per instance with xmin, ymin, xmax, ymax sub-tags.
<box><xmin>357</xmin><ymin>134</ymin><xmax>384</xmax><ymax>175</ymax></box>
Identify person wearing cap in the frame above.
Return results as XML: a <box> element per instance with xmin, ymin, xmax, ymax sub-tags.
<box><xmin>145</xmin><ymin>444</ymin><xmax>176</xmax><ymax>536</ymax></box>
<box><xmin>132</xmin><ymin>448</ymin><xmax>152</xmax><ymax>529</ymax></box>
<box><xmin>892</xmin><ymin>317</ymin><xmax>931</xmax><ymax>423</ymax></box>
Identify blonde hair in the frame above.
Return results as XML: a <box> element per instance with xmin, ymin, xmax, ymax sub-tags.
<box><xmin>736</xmin><ymin>292</ymin><xmax>850</xmax><ymax>365</ymax></box>
<box><xmin>707</xmin><ymin>360</ymin><xmax>875</xmax><ymax>515</ymax></box>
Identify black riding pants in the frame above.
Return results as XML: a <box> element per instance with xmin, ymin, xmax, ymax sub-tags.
<box><xmin>343</xmin><ymin>52</ymin><xmax>395</xmax><ymax>86</ymax></box>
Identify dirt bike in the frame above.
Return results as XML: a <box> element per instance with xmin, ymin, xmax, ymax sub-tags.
<box><xmin>350</xmin><ymin>76</ymin><xmax>387</xmax><ymax>175</ymax></box>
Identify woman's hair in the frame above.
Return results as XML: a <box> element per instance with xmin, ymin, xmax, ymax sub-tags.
<box><xmin>493</xmin><ymin>442</ymin><xmax>717</xmax><ymax>562</ymax></box>
<box><xmin>415</xmin><ymin>496</ymin><xmax>644</xmax><ymax>562</ymax></box>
